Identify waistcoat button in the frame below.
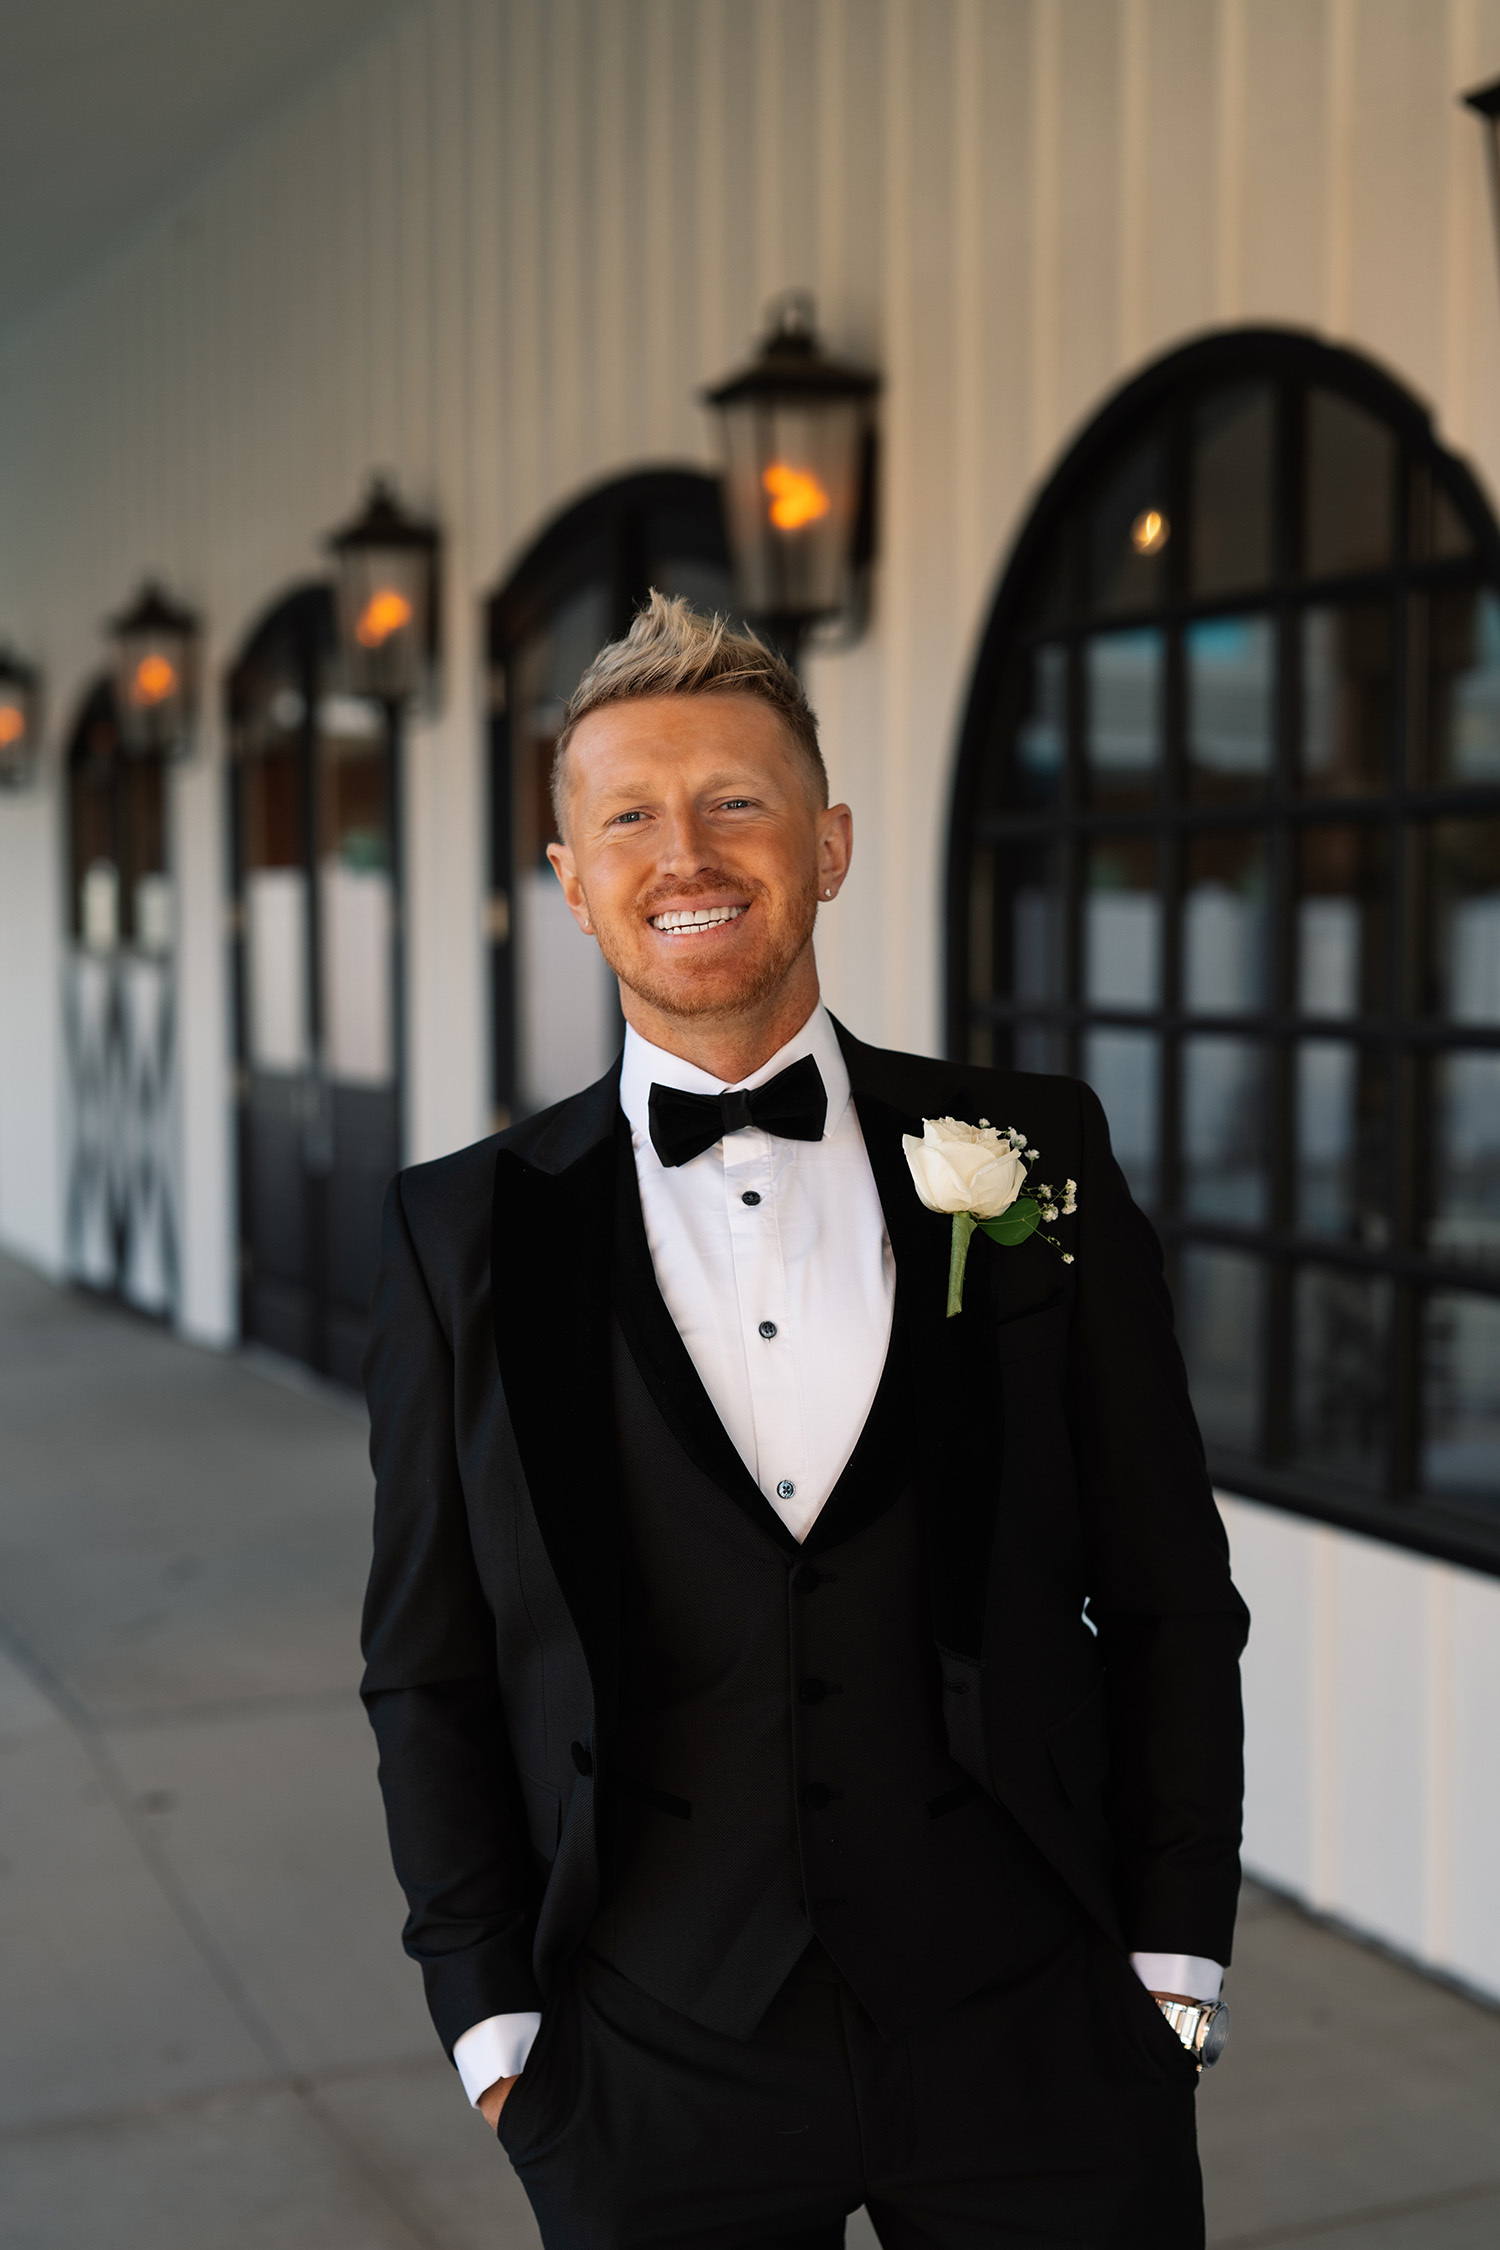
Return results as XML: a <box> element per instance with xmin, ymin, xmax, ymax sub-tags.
<box><xmin>802</xmin><ymin>1782</ymin><xmax>833</xmax><ymax>1811</ymax></box>
<box><xmin>799</xmin><ymin>1677</ymin><xmax>828</xmax><ymax>1704</ymax></box>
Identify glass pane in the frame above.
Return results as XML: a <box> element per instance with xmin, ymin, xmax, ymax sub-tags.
<box><xmin>1295</xmin><ymin>825</ymin><xmax>1389</xmax><ymax>1017</ymax></box>
<box><xmin>649</xmin><ymin>555</ymin><xmax>736</xmax><ymax>620</ymax></box>
<box><xmin>1185</xmin><ymin>616</ymin><xmax>1276</xmax><ymax>803</ymax></box>
<box><xmin>1084</xmin><ymin>838</ymin><xmax>1160</xmax><ymax>1007</ymax></box>
<box><xmin>1427</xmin><ymin>819</ymin><xmax>1500</xmax><ymax>1021</ymax></box>
<box><xmin>1181</xmin><ymin>1037</ymin><xmax>1270</xmax><ymax>1221</ymax></box>
<box><xmin>1085</xmin><ymin>630</ymin><xmax>1162</xmax><ymax>808</ymax></box>
<box><xmin>1015</xmin><ymin>1024</ymin><xmax>1068</xmax><ymax>1074</ymax></box>
<box><xmin>1428</xmin><ymin>1052</ymin><xmax>1500</xmax><ymax>1267</ymax></box>
<box><xmin>1299</xmin><ymin>605</ymin><xmax>1391</xmax><ymax>795</ymax></box>
<box><xmin>1178</xmin><ymin>1247</ymin><xmax>1265</xmax><ymax>1451</ymax></box>
<box><xmin>245</xmin><ymin>868</ymin><xmax>309</xmax><ymax>1071</ymax></box>
<box><xmin>1295</xmin><ymin>1039</ymin><xmax>1388</xmax><ymax>1243</ymax></box>
<box><xmin>1183</xmin><ymin>832</ymin><xmax>1269</xmax><ymax>1012</ymax></box>
<box><xmin>1304</xmin><ymin>389</ymin><xmax>1395</xmax><ymax>579</ymax></box>
<box><xmin>1015</xmin><ymin>644</ymin><xmax>1067</xmax><ymax>806</ymax></box>
<box><xmin>1422</xmin><ymin>1291</ymin><xmax>1500</xmax><ymax>1513</ymax></box>
<box><xmin>1427</xmin><ymin>589</ymin><xmax>1500</xmax><ymax>785</ymax></box>
<box><xmin>1089</xmin><ymin>430</ymin><xmax>1171</xmax><ymax>615</ymax></box>
<box><xmin>1409</xmin><ymin>463</ymin><xmax>1475</xmax><ymax>562</ymax></box>
<box><xmin>1292</xmin><ymin>1266</ymin><xmax>1392</xmax><ymax>1485</ymax></box>
<box><xmin>319</xmin><ymin>703</ymin><xmax>393</xmax><ymax>1088</ymax></box>
<box><xmin>1191</xmin><ymin>386</ymin><xmax>1274</xmax><ymax>598</ymax></box>
<box><xmin>966</xmin><ymin>839</ymin><xmax>1064</xmax><ymax>1009</ymax></box>
<box><xmin>1082</xmin><ymin>1029</ymin><xmax>1159</xmax><ymax>1208</ymax></box>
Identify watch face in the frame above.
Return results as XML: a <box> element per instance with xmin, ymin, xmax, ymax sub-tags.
<box><xmin>1201</xmin><ymin>2003</ymin><xmax>1230</xmax><ymax>2066</ymax></box>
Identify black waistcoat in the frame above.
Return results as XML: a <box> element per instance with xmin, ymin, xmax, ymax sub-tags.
<box><xmin>590</xmin><ymin>1127</ymin><xmax>1077</xmax><ymax>2041</ymax></box>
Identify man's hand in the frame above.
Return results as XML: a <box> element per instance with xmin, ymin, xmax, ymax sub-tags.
<box><xmin>477</xmin><ymin>2072</ymin><xmax>521</xmax><ymax>2129</ymax></box>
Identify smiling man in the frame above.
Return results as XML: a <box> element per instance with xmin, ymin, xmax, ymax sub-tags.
<box><xmin>361</xmin><ymin>594</ymin><xmax>1248</xmax><ymax>2250</ymax></box>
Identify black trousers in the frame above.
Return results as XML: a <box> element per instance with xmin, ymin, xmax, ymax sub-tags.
<box><xmin>498</xmin><ymin>1915</ymin><xmax>1204</xmax><ymax>2250</ymax></box>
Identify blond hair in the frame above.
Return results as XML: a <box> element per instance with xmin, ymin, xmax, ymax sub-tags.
<box><xmin>551</xmin><ymin>590</ymin><xmax>827</xmax><ymax>827</ymax></box>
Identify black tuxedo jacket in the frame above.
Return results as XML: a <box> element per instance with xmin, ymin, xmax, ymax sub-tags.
<box><xmin>360</xmin><ymin>1023</ymin><xmax>1249</xmax><ymax>2056</ymax></box>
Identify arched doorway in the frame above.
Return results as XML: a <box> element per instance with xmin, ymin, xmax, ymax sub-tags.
<box><xmin>948</xmin><ymin>328</ymin><xmax>1500</xmax><ymax>1562</ymax></box>
<box><xmin>63</xmin><ymin>677</ymin><xmax>177</xmax><ymax>1311</ymax></box>
<box><xmin>226</xmin><ymin>584</ymin><xmax>401</xmax><ymax>1384</ymax></box>
<box><xmin>485</xmin><ymin>468</ymin><xmax>734</xmax><ymax>1124</ymax></box>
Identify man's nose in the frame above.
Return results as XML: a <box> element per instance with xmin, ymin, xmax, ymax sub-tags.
<box><xmin>655</xmin><ymin>805</ymin><xmax>718</xmax><ymax>873</ymax></box>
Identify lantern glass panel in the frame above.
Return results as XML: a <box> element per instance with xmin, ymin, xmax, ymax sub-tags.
<box><xmin>0</xmin><ymin>681</ymin><xmax>35</xmax><ymax>786</ymax></box>
<box><xmin>720</xmin><ymin>396</ymin><xmax>864</xmax><ymax>620</ymax></box>
<box><xmin>115</xmin><ymin>630</ymin><xmax>191</xmax><ymax>756</ymax></box>
<box><xmin>336</xmin><ymin>545</ymin><xmax>429</xmax><ymax>702</ymax></box>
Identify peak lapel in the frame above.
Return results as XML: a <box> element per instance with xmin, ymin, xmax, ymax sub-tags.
<box><xmin>490</xmin><ymin>1072</ymin><xmax>623</xmax><ymax>1737</ymax></box>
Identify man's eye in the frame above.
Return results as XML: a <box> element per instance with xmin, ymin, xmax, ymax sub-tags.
<box><xmin>612</xmin><ymin>810</ymin><xmax>647</xmax><ymax>826</ymax></box>
<box><xmin>718</xmin><ymin>798</ymin><xmax>752</xmax><ymax>811</ymax></box>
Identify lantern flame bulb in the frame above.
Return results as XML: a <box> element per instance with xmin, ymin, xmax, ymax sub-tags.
<box><xmin>762</xmin><ymin>463</ymin><xmax>831</xmax><ymax>532</ymax></box>
<box><xmin>131</xmin><ymin>653</ymin><xmax>177</xmax><ymax>707</ymax></box>
<box><xmin>1130</xmin><ymin>508</ymin><xmax>1169</xmax><ymax>556</ymax></box>
<box><xmin>0</xmin><ymin>704</ymin><xmax>25</xmax><ymax>749</ymax></box>
<box><xmin>356</xmin><ymin>589</ymin><xmax>415</xmax><ymax>648</ymax></box>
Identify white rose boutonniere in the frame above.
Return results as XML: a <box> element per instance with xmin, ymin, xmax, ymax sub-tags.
<box><xmin>902</xmin><ymin>1116</ymin><xmax>1077</xmax><ymax>1317</ymax></box>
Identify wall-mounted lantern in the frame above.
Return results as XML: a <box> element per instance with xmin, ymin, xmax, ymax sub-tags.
<box><xmin>0</xmin><ymin>647</ymin><xmax>42</xmax><ymax>790</ymax></box>
<box><xmin>326</xmin><ymin>477</ymin><xmax>441</xmax><ymax>708</ymax></box>
<box><xmin>703</xmin><ymin>292</ymin><xmax>879</xmax><ymax>660</ymax></box>
<box><xmin>1463</xmin><ymin>77</ymin><xmax>1500</xmax><ymax>300</ymax></box>
<box><xmin>109</xmin><ymin>581</ymin><xmax>199</xmax><ymax>758</ymax></box>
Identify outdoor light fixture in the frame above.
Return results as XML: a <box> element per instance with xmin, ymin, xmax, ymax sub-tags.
<box><xmin>1463</xmin><ymin>76</ymin><xmax>1500</xmax><ymax>303</ymax></box>
<box><xmin>326</xmin><ymin>477</ymin><xmax>441</xmax><ymax>707</ymax></box>
<box><xmin>109</xmin><ymin>581</ymin><xmax>199</xmax><ymax>758</ymax></box>
<box><xmin>0</xmin><ymin>647</ymin><xmax>42</xmax><ymax>790</ymax></box>
<box><xmin>703</xmin><ymin>292</ymin><xmax>879</xmax><ymax>658</ymax></box>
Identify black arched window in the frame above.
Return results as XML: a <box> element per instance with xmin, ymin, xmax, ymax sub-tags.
<box><xmin>949</xmin><ymin>331</ymin><xmax>1500</xmax><ymax>1571</ymax></box>
<box><xmin>485</xmin><ymin>469</ymin><xmax>733</xmax><ymax>1124</ymax></box>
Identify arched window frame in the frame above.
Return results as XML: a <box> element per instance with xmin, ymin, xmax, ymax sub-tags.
<box><xmin>948</xmin><ymin>328</ymin><xmax>1500</xmax><ymax>1574</ymax></box>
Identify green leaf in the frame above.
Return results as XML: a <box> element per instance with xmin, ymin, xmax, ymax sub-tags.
<box><xmin>978</xmin><ymin>1198</ymin><xmax>1040</xmax><ymax>1248</ymax></box>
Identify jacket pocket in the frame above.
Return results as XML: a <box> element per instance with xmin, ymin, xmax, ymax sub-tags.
<box><xmin>994</xmin><ymin>1298</ymin><xmax>1069</xmax><ymax>1368</ymax></box>
<box><xmin>1045</xmin><ymin>1677</ymin><xmax>1109</xmax><ymax>1811</ymax></box>
<box><xmin>517</xmin><ymin>1770</ymin><xmax>562</xmax><ymax>1862</ymax></box>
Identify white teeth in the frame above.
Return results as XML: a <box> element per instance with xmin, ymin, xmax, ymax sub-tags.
<box><xmin>651</xmin><ymin>905</ymin><xmax>748</xmax><ymax>932</ymax></box>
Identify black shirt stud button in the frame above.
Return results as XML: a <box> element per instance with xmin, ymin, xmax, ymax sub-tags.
<box><xmin>742</xmin><ymin>1190</ymin><xmax>762</xmax><ymax>1205</ymax></box>
<box><xmin>777</xmin><ymin>1479</ymin><xmax>795</xmax><ymax>1500</ymax></box>
<box><xmin>570</xmin><ymin>1741</ymin><xmax>593</xmax><ymax>1776</ymax></box>
<box><xmin>759</xmin><ymin>1320</ymin><xmax>778</xmax><ymax>1338</ymax></box>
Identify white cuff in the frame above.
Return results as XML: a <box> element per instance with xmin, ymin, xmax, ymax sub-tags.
<box><xmin>1129</xmin><ymin>1952</ymin><xmax>1222</xmax><ymax>2004</ymax></box>
<box><xmin>453</xmin><ymin>2012</ymin><xmax>542</xmax><ymax>2106</ymax></box>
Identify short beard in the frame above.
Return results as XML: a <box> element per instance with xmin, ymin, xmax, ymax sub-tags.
<box><xmin>592</xmin><ymin>873</ymin><xmax>819</xmax><ymax>1023</ymax></box>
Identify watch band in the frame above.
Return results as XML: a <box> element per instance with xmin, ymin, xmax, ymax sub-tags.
<box><xmin>1156</xmin><ymin>1997</ymin><xmax>1229</xmax><ymax>2070</ymax></box>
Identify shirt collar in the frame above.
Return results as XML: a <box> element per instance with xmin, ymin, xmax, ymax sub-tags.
<box><xmin>619</xmin><ymin>1002</ymin><xmax>851</xmax><ymax>1150</ymax></box>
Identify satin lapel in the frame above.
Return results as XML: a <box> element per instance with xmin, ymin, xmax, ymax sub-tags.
<box><xmin>490</xmin><ymin>1099</ymin><xmax>622</xmax><ymax>1739</ymax></box>
<box><xmin>841</xmin><ymin>1038</ymin><xmax>1004</xmax><ymax>1665</ymax></box>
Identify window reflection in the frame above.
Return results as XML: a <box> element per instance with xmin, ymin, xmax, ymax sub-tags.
<box><xmin>1183</xmin><ymin>831</ymin><xmax>1268</xmax><ymax>1012</ymax></box>
<box><xmin>1295</xmin><ymin>1040</ymin><xmax>1387</xmax><ymax>1243</ymax></box>
<box><xmin>1192</xmin><ymin>387</ymin><xmax>1274</xmax><ymax>598</ymax></box>
<box><xmin>1083</xmin><ymin>1030</ymin><xmax>1158</xmax><ymax>1208</ymax></box>
<box><xmin>967</xmin><ymin>839</ymin><xmax>1063</xmax><ymax>1012</ymax></box>
<box><xmin>1422</xmin><ymin>1292</ymin><xmax>1500</xmax><ymax>1513</ymax></box>
<box><xmin>1178</xmin><ymin>1247</ymin><xmax>1265</xmax><ymax>1451</ymax></box>
<box><xmin>1428</xmin><ymin>1053</ymin><xmax>1500</xmax><ymax>1266</ymax></box>
<box><xmin>1084</xmin><ymin>837</ymin><xmax>1160</xmax><ymax>1006</ymax></box>
<box><xmin>1300</xmin><ymin>605</ymin><xmax>1391</xmax><ymax>795</ymax></box>
<box><xmin>1090</xmin><ymin>432</ymin><xmax>1170</xmax><ymax>615</ymax></box>
<box><xmin>1295</xmin><ymin>825</ymin><xmax>1388</xmax><ymax>1017</ymax></box>
<box><xmin>1085</xmin><ymin>630</ymin><xmax>1162</xmax><ymax>808</ymax></box>
<box><xmin>1293</xmin><ymin>1267</ymin><xmax>1392</xmax><ymax>1486</ymax></box>
<box><xmin>1304</xmin><ymin>390</ymin><xmax>1394</xmax><ymax>579</ymax></box>
<box><xmin>1181</xmin><ymin>1037</ymin><xmax>1269</xmax><ymax>1221</ymax></box>
<box><xmin>1426</xmin><ymin>820</ymin><xmax>1500</xmax><ymax>1023</ymax></box>
<box><xmin>1427</xmin><ymin>590</ymin><xmax>1500</xmax><ymax>785</ymax></box>
<box><xmin>1185</xmin><ymin>616</ymin><xmax>1275</xmax><ymax>803</ymax></box>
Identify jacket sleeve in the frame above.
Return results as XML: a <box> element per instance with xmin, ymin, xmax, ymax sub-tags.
<box><xmin>1065</xmin><ymin>1081</ymin><xmax>1250</xmax><ymax>1966</ymax></box>
<box><xmin>360</xmin><ymin>1171</ymin><xmax>544</xmax><ymax>2054</ymax></box>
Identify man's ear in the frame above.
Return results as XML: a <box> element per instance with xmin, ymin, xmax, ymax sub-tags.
<box><xmin>546</xmin><ymin>840</ymin><xmax>595</xmax><ymax>937</ymax></box>
<box><xmin>815</xmin><ymin>803</ymin><xmax>854</xmax><ymax>900</ymax></box>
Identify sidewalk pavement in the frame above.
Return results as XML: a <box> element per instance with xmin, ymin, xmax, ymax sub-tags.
<box><xmin>2</xmin><ymin>1251</ymin><xmax>1498</xmax><ymax>2250</ymax></box>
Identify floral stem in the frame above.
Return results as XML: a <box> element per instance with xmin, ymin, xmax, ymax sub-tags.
<box><xmin>947</xmin><ymin>1211</ymin><xmax>977</xmax><ymax>1318</ymax></box>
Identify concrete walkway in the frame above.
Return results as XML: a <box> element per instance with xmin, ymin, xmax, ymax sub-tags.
<box><xmin>2</xmin><ymin>1252</ymin><xmax>1498</xmax><ymax>2250</ymax></box>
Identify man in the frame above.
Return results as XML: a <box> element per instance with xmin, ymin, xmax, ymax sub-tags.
<box><xmin>361</xmin><ymin>594</ymin><xmax>1248</xmax><ymax>2250</ymax></box>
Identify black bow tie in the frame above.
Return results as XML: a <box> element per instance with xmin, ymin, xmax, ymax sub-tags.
<box><xmin>648</xmin><ymin>1054</ymin><xmax>828</xmax><ymax>1169</ymax></box>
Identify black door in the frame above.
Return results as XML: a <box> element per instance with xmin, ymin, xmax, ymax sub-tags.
<box><xmin>485</xmin><ymin>469</ymin><xmax>735</xmax><ymax>1125</ymax></box>
<box><xmin>228</xmin><ymin>586</ymin><xmax>401</xmax><ymax>1385</ymax></box>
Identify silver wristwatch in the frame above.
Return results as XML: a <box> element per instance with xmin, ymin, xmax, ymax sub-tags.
<box><xmin>1156</xmin><ymin>1997</ymin><xmax>1229</xmax><ymax>2071</ymax></box>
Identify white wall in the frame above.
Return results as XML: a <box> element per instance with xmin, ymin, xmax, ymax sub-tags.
<box><xmin>1223</xmin><ymin>1493</ymin><xmax>1500</xmax><ymax>2003</ymax></box>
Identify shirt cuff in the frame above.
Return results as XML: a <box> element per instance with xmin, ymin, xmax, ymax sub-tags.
<box><xmin>1129</xmin><ymin>1952</ymin><xmax>1222</xmax><ymax>2003</ymax></box>
<box><xmin>453</xmin><ymin>2012</ymin><xmax>542</xmax><ymax>2106</ymax></box>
